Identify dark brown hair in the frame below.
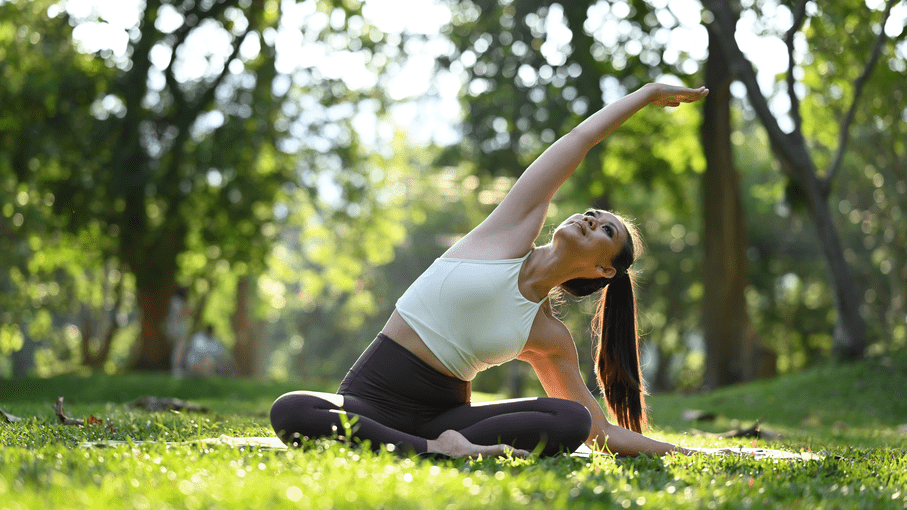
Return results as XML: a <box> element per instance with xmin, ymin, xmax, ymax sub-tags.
<box><xmin>560</xmin><ymin>214</ymin><xmax>647</xmax><ymax>433</ymax></box>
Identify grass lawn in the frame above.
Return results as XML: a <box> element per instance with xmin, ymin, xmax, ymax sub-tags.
<box><xmin>2</xmin><ymin>352</ymin><xmax>906</xmax><ymax>510</ymax></box>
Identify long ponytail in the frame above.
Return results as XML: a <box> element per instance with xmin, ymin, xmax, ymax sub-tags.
<box><xmin>591</xmin><ymin>273</ymin><xmax>647</xmax><ymax>433</ymax></box>
<box><xmin>560</xmin><ymin>213</ymin><xmax>646</xmax><ymax>433</ymax></box>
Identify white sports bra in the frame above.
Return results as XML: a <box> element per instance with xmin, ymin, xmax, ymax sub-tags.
<box><xmin>395</xmin><ymin>251</ymin><xmax>547</xmax><ymax>381</ymax></box>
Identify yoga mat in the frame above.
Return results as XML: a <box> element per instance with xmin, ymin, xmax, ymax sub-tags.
<box><xmin>80</xmin><ymin>436</ymin><xmax>826</xmax><ymax>461</ymax></box>
<box><xmin>79</xmin><ymin>435</ymin><xmax>289</xmax><ymax>450</ymax></box>
<box><xmin>571</xmin><ymin>443</ymin><xmax>826</xmax><ymax>460</ymax></box>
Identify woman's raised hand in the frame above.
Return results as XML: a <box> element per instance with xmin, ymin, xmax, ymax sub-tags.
<box><xmin>645</xmin><ymin>83</ymin><xmax>709</xmax><ymax>108</ymax></box>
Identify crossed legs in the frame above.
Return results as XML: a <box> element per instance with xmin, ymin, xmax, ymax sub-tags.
<box><xmin>269</xmin><ymin>391</ymin><xmax>591</xmax><ymax>457</ymax></box>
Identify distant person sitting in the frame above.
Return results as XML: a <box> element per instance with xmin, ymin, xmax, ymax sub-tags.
<box><xmin>185</xmin><ymin>324</ymin><xmax>236</xmax><ymax>377</ymax></box>
<box><xmin>168</xmin><ymin>287</ymin><xmax>191</xmax><ymax>378</ymax></box>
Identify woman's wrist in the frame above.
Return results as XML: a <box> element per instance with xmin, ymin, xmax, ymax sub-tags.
<box><xmin>638</xmin><ymin>82</ymin><xmax>659</xmax><ymax>103</ymax></box>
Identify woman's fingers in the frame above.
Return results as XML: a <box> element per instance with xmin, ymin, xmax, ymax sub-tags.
<box><xmin>504</xmin><ymin>445</ymin><xmax>531</xmax><ymax>458</ymax></box>
<box><xmin>480</xmin><ymin>443</ymin><xmax>529</xmax><ymax>458</ymax></box>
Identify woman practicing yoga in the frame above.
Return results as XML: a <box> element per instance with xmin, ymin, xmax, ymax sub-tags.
<box><xmin>270</xmin><ymin>82</ymin><xmax>709</xmax><ymax>458</ymax></box>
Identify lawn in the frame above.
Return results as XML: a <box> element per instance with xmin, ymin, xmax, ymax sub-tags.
<box><xmin>2</xmin><ymin>352</ymin><xmax>906</xmax><ymax>510</ymax></box>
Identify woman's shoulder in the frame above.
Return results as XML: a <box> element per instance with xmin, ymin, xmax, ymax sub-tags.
<box><xmin>440</xmin><ymin>210</ymin><xmax>542</xmax><ymax>260</ymax></box>
<box><xmin>440</xmin><ymin>233</ymin><xmax>534</xmax><ymax>261</ymax></box>
<box><xmin>521</xmin><ymin>308</ymin><xmax>574</xmax><ymax>360</ymax></box>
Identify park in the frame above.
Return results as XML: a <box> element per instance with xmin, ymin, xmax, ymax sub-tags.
<box><xmin>2</xmin><ymin>0</ymin><xmax>906</xmax><ymax>508</ymax></box>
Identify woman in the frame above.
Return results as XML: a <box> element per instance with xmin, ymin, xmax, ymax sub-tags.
<box><xmin>270</xmin><ymin>82</ymin><xmax>708</xmax><ymax>458</ymax></box>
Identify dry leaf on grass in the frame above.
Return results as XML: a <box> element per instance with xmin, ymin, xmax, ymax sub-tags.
<box><xmin>1</xmin><ymin>407</ymin><xmax>23</xmax><ymax>423</ymax></box>
<box><xmin>690</xmin><ymin>420</ymin><xmax>782</xmax><ymax>440</ymax></box>
<box><xmin>681</xmin><ymin>409</ymin><xmax>717</xmax><ymax>422</ymax></box>
<box><xmin>53</xmin><ymin>397</ymin><xmax>85</xmax><ymax>425</ymax></box>
<box><xmin>127</xmin><ymin>396</ymin><xmax>209</xmax><ymax>413</ymax></box>
<box><xmin>51</xmin><ymin>398</ymin><xmax>114</xmax><ymax>431</ymax></box>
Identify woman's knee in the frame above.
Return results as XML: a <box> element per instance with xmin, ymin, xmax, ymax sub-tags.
<box><xmin>269</xmin><ymin>392</ymin><xmax>342</xmax><ymax>445</ymax></box>
<box><xmin>568</xmin><ymin>400</ymin><xmax>593</xmax><ymax>437</ymax></box>
<box><xmin>544</xmin><ymin>398</ymin><xmax>592</xmax><ymax>439</ymax></box>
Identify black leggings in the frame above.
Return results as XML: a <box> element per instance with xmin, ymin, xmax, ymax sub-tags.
<box><xmin>269</xmin><ymin>333</ymin><xmax>592</xmax><ymax>457</ymax></box>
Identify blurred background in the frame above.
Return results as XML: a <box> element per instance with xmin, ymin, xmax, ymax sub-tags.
<box><xmin>1</xmin><ymin>0</ymin><xmax>904</xmax><ymax>395</ymax></box>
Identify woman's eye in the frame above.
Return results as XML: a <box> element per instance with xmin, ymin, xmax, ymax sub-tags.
<box><xmin>603</xmin><ymin>225</ymin><xmax>612</xmax><ymax>236</ymax></box>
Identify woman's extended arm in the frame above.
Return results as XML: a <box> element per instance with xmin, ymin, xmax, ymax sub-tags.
<box><xmin>520</xmin><ymin>322</ymin><xmax>688</xmax><ymax>457</ymax></box>
<box><xmin>446</xmin><ymin>83</ymin><xmax>707</xmax><ymax>260</ymax></box>
<box><xmin>505</xmin><ymin>82</ymin><xmax>708</xmax><ymax>217</ymax></box>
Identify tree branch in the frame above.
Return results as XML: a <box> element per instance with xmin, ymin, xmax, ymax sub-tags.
<box><xmin>785</xmin><ymin>0</ymin><xmax>809</xmax><ymax>134</ymax></box>
<box><xmin>96</xmin><ymin>264</ymin><xmax>126</xmax><ymax>367</ymax></box>
<box><xmin>823</xmin><ymin>0</ymin><xmax>898</xmax><ymax>194</ymax></box>
<box><xmin>80</xmin><ymin>304</ymin><xmax>93</xmax><ymax>366</ymax></box>
<box><xmin>701</xmin><ymin>0</ymin><xmax>813</xmax><ymax>175</ymax></box>
<box><xmin>163</xmin><ymin>0</ymin><xmax>234</xmax><ymax>113</ymax></box>
<box><xmin>160</xmin><ymin>6</ymin><xmax>260</xmax><ymax>205</ymax></box>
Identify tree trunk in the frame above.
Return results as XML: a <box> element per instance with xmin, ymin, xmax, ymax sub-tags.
<box><xmin>232</xmin><ymin>275</ymin><xmax>254</xmax><ymax>377</ymax></box>
<box><xmin>701</xmin><ymin>27</ymin><xmax>775</xmax><ymax>388</ymax></box>
<box><xmin>800</xmin><ymin>169</ymin><xmax>867</xmax><ymax>359</ymax></box>
<box><xmin>651</xmin><ymin>342</ymin><xmax>674</xmax><ymax>392</ymax></box>
<box><xmin>131</xmin><ymin>284</ymin><xmax>176</xmax><ymax>371</ymax></box>
<box><xmin>251</xmin><ymin>319</ymin><xmax>269</xmax><ymax>379</ymax></box>
<box><xmin>700</xmin><ymin>0</ymin><xmax>867</xmax><ymax>360</ymax></box>
<box><xmin>81</xmin><ymin>265</ymin><xmax>124</xmax><ymax>370</ymax></box>
<box><xmin>10</xmin><ymin>327</ymin><xmax>35</xmax><ymax>378</ymax></box>
<box><xmin>506</xmin><ymin>362</ymin><xmax>526</xmax><ymax>398</ymax></box>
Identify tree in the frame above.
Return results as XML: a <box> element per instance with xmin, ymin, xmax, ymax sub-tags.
<box><xmin>701</xmin><ymin>24</ymin><xmax>775</xmax><ymax>387</ymax></box>
<box><xmin>5</xmin><ymin>0</ymin><xmax>404</xmax><ymax>371</ymax></box>
<box><xmin>700</xmin><ymin>0</ymin><xmax>904</xmax><ymax>359</ymax></box>
<box><xmin>1</xmin><ymin>0</ymin><xmax>131</xmax><ymax>376</ymax></box>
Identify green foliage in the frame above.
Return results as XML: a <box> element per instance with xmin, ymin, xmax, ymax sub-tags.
<box><xmin>787</xmin><ymin>0</ymin><xmax>907</xmax><ymax>355</ymax></box>
<box><xmin>1</xmin><ymin>0</ymin><xmax>419</xmax><ymax>371</ymax></box>
<box><xmin>438</xmin><ymin>0</ymin><xmax>706</xmax><ymax>204</ymax></box>
<box><xmin>436</xmin><ymin>0</ymin><xmax>906</xmax><ymax>390</ymax></box>
<box><xmin>1</xmin><ymin>355</ymin><xmax>906</xmax><ymax>509</ymax></box>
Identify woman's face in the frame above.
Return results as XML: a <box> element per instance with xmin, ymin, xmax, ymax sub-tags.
<box><xmin>553</xmin><ymin>209</ymin><xmax>627</xmax><ymax>276</ymax></box>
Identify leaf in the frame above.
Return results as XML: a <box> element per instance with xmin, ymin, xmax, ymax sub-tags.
<box><xmin>53</xmin><ymin>397</ymin><xmax>84</xmax><ymax>426</ymax></box>
<box><xmin>681</xmin><ymin>409</ymin><xmax>717</xmax><ymax>422</ymax></box>
<box><xmin>127</xmin><ymin>396</ymin><xmax>208</xmax><ymax>413</ymax></box>
<box><xmin>1</xmin><ymin>407</ymin><xmax>23</xmax><ymax>423</ymax></box>
<box><xmin>690</xmin><ymin>420</ymin><xmax>782</xmax><ymax>440</ymax></box>
<box><xmin>87</xmin><ymin>415</ymin><xmax>103</xmax><ymax>426</ymax></box>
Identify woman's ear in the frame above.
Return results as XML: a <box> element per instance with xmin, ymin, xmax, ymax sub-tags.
<box><xmin>597</xmin><ymin>266</ymin><xmax>616</xmax><ymax>279</ymax></box>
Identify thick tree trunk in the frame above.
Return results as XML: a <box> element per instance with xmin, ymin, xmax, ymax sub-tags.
<box><xmin>131</xmin><ymin>284</ymin><xmax>176</xmax><ymax>371</ymax></box>
<box><xmin>701</xmin><ymin>28</ymin><xmax>775</xmax><ymax>388</ymax></box>
<box><xmin>701</xmin><ymin>0</ymin><xmax>867</xmax><ymax>360</ymax></box>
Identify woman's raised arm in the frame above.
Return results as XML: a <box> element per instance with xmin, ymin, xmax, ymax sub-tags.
<box><xmin>449</xmin><ymin>83</ymin><xmax>707</xmax><ymax>259</ymax></box>
<box><xmin>502</xmin><ymin>83</ymin><xmax>708</xmax><ymax>219</ymax></box>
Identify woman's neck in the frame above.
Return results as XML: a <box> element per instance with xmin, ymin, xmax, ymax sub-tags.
<box><xmin>521</xmin><ymin>244</ymin><xmax>590</xmax><ymax>301</ymax></box>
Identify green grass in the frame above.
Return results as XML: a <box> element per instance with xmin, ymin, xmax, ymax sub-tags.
<box><xmin>2</xmin><ymin>353</ymin><xmax>906</xmax><ymax>510</ymax></box>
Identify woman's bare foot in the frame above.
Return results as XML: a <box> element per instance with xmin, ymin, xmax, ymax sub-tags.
<box><xmin>426</xmin><ymin>430</ymin><xmax>530</xmax><ymax>459</ymax></box>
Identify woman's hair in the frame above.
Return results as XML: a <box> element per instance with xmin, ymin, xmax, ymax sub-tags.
<box><xmin>560</xmin><ymin>214</ymin><xmax>647</xmax><ymax>433</ymax></box>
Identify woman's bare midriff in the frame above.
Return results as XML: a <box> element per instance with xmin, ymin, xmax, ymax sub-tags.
<box><xmin>381</xmin><ymin>310</ymin><xmax>460</xmax><ymax>379</ymax></box>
